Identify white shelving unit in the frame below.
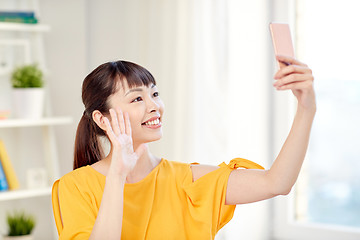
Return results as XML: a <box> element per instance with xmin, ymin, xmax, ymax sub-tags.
<box><xmin>0</xmin><ymin>22</ymin><xmax>50</xmax><ymax>32</ymax></box>
<box><xmin>0</xmin><ymin>117</ymin><xmax>72</xmax><ymax>128</ymax></box>
<box><xmin>0</xmin><ymin>115</ymin><xmax>71</xmax><ymax>237</ymax></box>
<box><xmin>0</xmin><ymin>1</ymin><xmax>71</xmax><ymax>238</ymax></box>
<box><xmin>0</xmin><ymin>116</ymin><xmax>72</xmax><ymax>184</ymax></box>
<box><xmin>0</xmin><ymin>187</ymin><xmax>52</xmax><ymax>201</ymax></box>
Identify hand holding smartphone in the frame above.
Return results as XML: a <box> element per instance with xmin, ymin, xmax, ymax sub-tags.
<box><xmin>269</xmin><ymin>23</ymin><xmax>295</xmax><ymax>69</ymax></box>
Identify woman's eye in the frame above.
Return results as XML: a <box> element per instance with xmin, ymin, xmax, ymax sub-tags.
<box><xmin>153</xmin><ymin>92</ymin><xmax>159</xmax><ymax>97</ymax></box>
<box><xmin>132</xmin><ymin>97</ymin><xmax>142</xmax><ymax>103</ymax></box>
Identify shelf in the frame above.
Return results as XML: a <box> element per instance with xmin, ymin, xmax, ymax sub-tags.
<box><xmin>0</xmin><ymin>22</ymin><xmax>50</xmax><ymax>32</ymax></box>
<box><xmin>0</xmin><ymin>187</ymin><xmax>51</xmax><ymax>201</ymax></box>
<box><xmin>0</xmin><ymin>116</ymin><xmax>72</xmax><ymax>128</ymax></box>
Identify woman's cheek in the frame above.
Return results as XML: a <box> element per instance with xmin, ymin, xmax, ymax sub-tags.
<box><xmin>129</xmin><ymin>118</ymin><xmax>138</xmax><ymax>131</ymax></box>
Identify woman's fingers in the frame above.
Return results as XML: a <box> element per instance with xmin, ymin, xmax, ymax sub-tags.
<box><xmin>107</xmin><ymin>108</ymin><xmax>133</xmax><ymax>145</ymax></box>
<box><xmin>275</xmin><ymin>80</ymin><xmax>313</xmax><ymax>91</ymax></box>
<box><xmin>109</xmin><ymin>108</ymin><xmax>131</xmax><ymax>136</ymax></box>
<box><xmin>276</xmin><ymin>55</ymin><xmax>307</xmax><ymax>67</ymax></box>
<box><xmin>273</xmin><ymin>65</ymin><xmax>314</xmax><ymax>90</ymax></box>
<box><xmin>124</xmin><ymin>112</ymin><xmax>132</xmax><ymax>136</ymax></box>
<box><xmin>274</xmin><ymin>73</ymin><xmax>313</xmax><ymax>88</ymax></box>
<box><xmin>116</xmin><ymin>108</ymin><xmax>126</xmax><ymax>134</ymax></box>
<box><xmin>104</xmin><ymin>117</ymin><xmax>118</xmax><ymax>144</ymax></box>
<box><xmin>273</xmin><ymin>57</ymin><xmax>313</xmax><ymax>89</ymax></box>
<box><xmin>274</xmin><ymin>64</ymin><xmax>311</xmax><ymax>80</ymax></box>
<box><xmin>109</xmin><ymin>109</ymin><xmax>120</xmax><ymax>136</ymax></box>
<box><xmin>273</xmin><ymin>56</ymin><xmax>316</xmax><ymax>110</ymax></box>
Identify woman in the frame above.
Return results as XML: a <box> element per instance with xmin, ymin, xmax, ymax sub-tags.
<box><xmin>52</xmin><ymin>55</ymin><xmax>315</xmax><ymax>239</ymax></box>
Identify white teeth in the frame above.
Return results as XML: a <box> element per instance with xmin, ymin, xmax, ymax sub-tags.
<box><xmin>144</xmin><ymin>118</ymin><xmax>160</xmax><ymax>126</ymax></box>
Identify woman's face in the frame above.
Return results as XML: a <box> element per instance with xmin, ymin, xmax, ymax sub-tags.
<box><xmin>107</xmin><ymin>80</ymin><xmax>164</xmax><ymax>146</ymax></box>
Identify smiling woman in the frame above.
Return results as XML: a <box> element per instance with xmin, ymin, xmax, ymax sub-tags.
<box><xmin>51</xmin><ymin>58</ymin><xmax>315</xmax><ymax>239</ymax></box>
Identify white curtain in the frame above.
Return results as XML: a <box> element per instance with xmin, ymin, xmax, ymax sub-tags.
<box><xmin>189</xmin><ymin>1</ymin><xmax>273</xmax><ymax>239</ymax></box>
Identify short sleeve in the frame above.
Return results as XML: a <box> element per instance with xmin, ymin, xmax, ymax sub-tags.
<box><xmin>56</xmin><ymin>174</ymin><xmax>96</xmax><ymax>239</ymax></box>
<box><xmin>182</xmin><ymin>158</ymin><xmax>264</xmax><ymax>236</ymax></box>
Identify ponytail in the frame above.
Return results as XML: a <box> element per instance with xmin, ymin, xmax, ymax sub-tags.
<box><xmin>73</xmin><ymin>113</ymin><xmax>104</xmax><ymax>170</ymax></box>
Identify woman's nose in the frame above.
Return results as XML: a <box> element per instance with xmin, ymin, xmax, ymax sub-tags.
<box><xmin>147</xmin><ymin>98</ymin><xmax>159</xmax><ymax>113</ymax></box>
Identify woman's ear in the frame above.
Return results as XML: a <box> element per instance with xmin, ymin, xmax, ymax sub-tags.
<box><xmin>92</xmin><ymin>110</ymin><xmax>107</xmax><ymax>131</ymax></box>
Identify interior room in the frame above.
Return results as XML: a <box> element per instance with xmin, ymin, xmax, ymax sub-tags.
<box><xmin>0</xmin><ymin>0</ymin><xmax>359</xmax><ymax>239</ymax></box>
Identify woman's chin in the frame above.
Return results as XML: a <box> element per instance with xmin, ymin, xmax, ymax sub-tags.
<box><xmin>135</xmin><ymin>134</ymin><xmax>163</xmax><ymax>145</ymax></box>
<box><xmin>147</xmin><ymin>134</ymin><xmax>163</xmax><ymax>143</ymax></box>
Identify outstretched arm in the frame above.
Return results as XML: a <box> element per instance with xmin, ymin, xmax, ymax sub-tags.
<box><xmin>224</xmin><ymin>55</ymin><xmax>316</xmax><ymax>205</ymax></box>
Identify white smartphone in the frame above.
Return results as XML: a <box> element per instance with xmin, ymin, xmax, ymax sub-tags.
<box><xmin>269</xmin><ymin>23</ymin><xmax>295</xmax><ymax>69</ymax></box>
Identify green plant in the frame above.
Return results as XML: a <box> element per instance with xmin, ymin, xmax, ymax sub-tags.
<box><xmin>11</xmin><ymin>64</ymin><xmax>44</xmax><ymax>88</ymax></box>
<box><xmin>6</xmin><ymin>211</ymin><xmax>35</xmax><ymax>236</ymax></box>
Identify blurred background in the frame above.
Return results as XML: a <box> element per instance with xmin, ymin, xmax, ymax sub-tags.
<box><xmin>0</xmin><ymin>0</ymin><xmax>359</xmax><ymax>239</ymax></box>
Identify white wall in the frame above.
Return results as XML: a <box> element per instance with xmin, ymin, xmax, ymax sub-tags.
<box><xmin>40</xmin><ymin>0</ymin><xmax>87</xmax><ymax>176</ymax></box>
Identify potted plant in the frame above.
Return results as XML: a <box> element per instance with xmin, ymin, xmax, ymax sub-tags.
<box><xmin>11</xmin><ymin>64</ymin><xmax>45</xmax><ymax>119</ymax></box>
<box><xmin>4</xmin><ymin>211</ymin><xmax>35</xmax><ymax>240</ymax></box>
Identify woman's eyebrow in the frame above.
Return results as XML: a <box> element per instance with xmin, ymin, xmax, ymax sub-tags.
<box><xmin>125</xmin><ymin>88</ymin><xmax>143</xmax><ymax>96</ymax></box>
<box><xmin>125</xmin><ymin>84</ymin><xmax>156</xmax><ymax>96</ymax></box>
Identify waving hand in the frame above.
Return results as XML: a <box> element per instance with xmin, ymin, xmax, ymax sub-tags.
<box><xmin>103</xmin><ymin>108</ymin><xmax>146</xmax><ymax>178</ymax></box>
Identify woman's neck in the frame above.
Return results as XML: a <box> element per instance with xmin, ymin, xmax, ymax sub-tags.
<box><xmin>100</xmin><ymin>145</ymin><xmax>161</xmax><ymax>184</ymax></box>
<box><xmin>125</xmin><ymin>147</ymin><xmax>161</xmax><ymax>183</ymax></box>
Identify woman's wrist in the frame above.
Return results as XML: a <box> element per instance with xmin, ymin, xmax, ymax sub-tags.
<box><xmin>106</xmin><ymin>173</ymin><xmax>127</xmax><ymax>184</ymax></box>
<box><xmin>297</xmin><ymin>102</ymin><xmax>316</xmax><ymax>117</ymax></box>
<box><xmin>295</xmin><ymin>103</ymin><xmax>316</xmax><ymax>129</ymax></box>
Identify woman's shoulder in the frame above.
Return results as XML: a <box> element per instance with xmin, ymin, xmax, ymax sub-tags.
<box><xmin>162</xmin><ymin>158</ymin><xmax>199</xmax><ymax>172</ymax></box>
<box><xmin>58</xmin><ymin>165</ymin><xmax>101</xmax><ymax>187</ymax></box>
<box><xmin>160</xmin><ymin>159</ymin><xmax>192</xmax><ymax>178</ymax></box>
<box><xmin>163</xmin><ymin>159</ymin><xmax>190</xmax><ymax>167</ymax></box>
<box><xmin>54</xmin><ymin>165</ymin><xmax>104</xmax><ymax>211</ymax></box>
<box><xmin>61</xmin><ymin>165</ymin><xmax>92</xmax><ymax>178</ymax></box>
<box><xmin>162</xmin><ymin>159</ymin><xmax>221</xmax><ymax>182</ymax></box>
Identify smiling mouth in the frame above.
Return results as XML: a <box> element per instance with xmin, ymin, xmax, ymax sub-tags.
<box><xmin>141</xmin><ymin>117</ymin><xmax>161</xmax><ymax>126</ymax></box>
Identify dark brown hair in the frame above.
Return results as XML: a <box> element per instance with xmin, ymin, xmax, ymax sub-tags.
<box><xmin>73</xmin><ymin>60</ymin><xmax>156</xmax><ymax>170</ymax></box>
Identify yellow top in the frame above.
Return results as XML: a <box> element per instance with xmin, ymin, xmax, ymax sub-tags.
<box><xmin>52</xmin><ymin>158</ymin><xmax>264</xmax><ymax>239</ymax></box>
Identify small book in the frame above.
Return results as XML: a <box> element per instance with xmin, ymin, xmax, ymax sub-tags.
<box><xmin>0</xmin><ymin>16</ymin><xmax>38</xmax><ymax>24</ymax></box>
<box><xmin>0</xmin><ymin>140</ymin><xmax>20</xmax><ymax>190</ymax></box>
<box><xmin>0</xmin><ymin>11</ymin><xmax>38</xmax><ymax>24</ymax></box>
<box><xmin>0</xmin><ymin>11</ymin><xmax>35</xmax><ymax>18</ymax></box>
<box><xmin>0</xmin><ymin>157</ymin><xmax>9</xmax><ymax>191</ymax></box>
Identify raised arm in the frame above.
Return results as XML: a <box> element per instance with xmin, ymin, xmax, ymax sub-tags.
<box><xmin>224</xmin><ymin>55</ymin><xmax>316</xmax><ymax>205</ymax></box>
<box><xmin>90</xmin><ymin>109</ymin><xmax>146</xmax><ymax>239</ymax></box>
